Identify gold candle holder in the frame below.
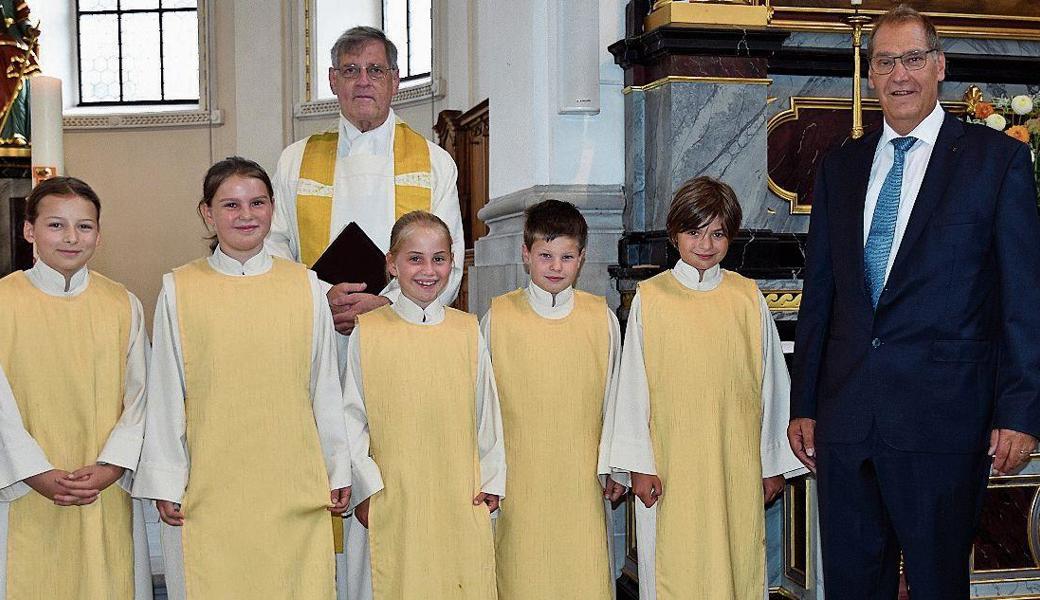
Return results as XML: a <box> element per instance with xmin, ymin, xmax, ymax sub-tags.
<box><xmin>847</xmin><ymin>7</ymin><xmax>872</xmax><ymax>139</ymax></box>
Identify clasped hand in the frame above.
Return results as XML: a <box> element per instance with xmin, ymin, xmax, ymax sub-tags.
<box><xmin>327</xmin><ymin>282</ymin><xmax>390</xmax><ymax>335</ymax></box>
<box><xmin>25</xmin><ymin>464</ymin><xmax>124</xmax><ymax>507</ymax></box>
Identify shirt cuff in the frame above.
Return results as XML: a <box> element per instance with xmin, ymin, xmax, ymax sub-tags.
<box><xmin>0</xmin><ymin>439</ymin><xmax>53</xmax><ymax>490</ymax></box>
<box><xmin>97</xmin><ymin>430</ymin><xmax>144</xmax><ymax>473</ymax></box>
<box><xmin>131</xmin><ymin>461</ymin><xmax>188</xmax><ymax>504</ymax></box>
<box><xmin>347</xmin><ymin>457</ymin><xmax>384</xmax><ymax>511</ymax></box>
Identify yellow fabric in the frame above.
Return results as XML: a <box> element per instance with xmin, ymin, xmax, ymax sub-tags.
<box><xmin>489</xmin><ymin>289</ymin><xmax>613</xmax><ymax>600</ymax></box>
<box><xmin>295</xmin><ymin>120</ymin><xmax>432</xmax><ymax>266</ymax></box>
<box><xmin>358</xmin><ymin>305</ymin><xmax>496</xmax><ymax>600</ymax></box>
<box><xmin>0</xmin><ymin>271</ymin><xmax>134</xmax><ymax>599</ymax></box>
<box><xmin>174</xmin><ymin>258</ymin><xmax>334</xmax><ymax>600</ymax></box>
<box><xmin>640</xmin><ymin>270</ymin><xmax>765</xmax><ymax>600</ymax></box>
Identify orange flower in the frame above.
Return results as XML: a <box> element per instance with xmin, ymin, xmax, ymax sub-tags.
<box><xmin>975</xmin><ymin>102</ymin><xmax>995</xmax><ymax>119</ymax></box>
<box><xmin>1007</xmin><ymin>125</ymin><xmax>1031</xmax><ymax>143</ymax></box>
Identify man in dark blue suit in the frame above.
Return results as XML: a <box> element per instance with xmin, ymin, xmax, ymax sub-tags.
<box><xmin>788</xmin><ymin>6</ymin><xmax>1040</xmax><ymax>598</ymax></box>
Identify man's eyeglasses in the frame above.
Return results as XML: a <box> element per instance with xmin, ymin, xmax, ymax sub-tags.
<box><xmin>870</xmin><ymin>49</ymin><xmax>939</xmax><ymax>75</ymax></box>
<box><xmin>332</xmin><ymin>64</ymin><xmax>397</xmax><ymax>81</ymax></box>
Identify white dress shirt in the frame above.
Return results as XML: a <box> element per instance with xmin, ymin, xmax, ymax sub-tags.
<box><xmin>863</xmin><ymin>102</ymin><xmax>946</xmax><ymax>282</ymax></box>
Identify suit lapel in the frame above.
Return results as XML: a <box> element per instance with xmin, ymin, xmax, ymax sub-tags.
<box><xmin>886</xmin><ymin>113</ymin><xmax>965</xmax><ymax>287</ymax></box>
<box><xmin>836</xmin><ymin>130</ymin><xmax>880</xmax><ymax>303</ymax></box>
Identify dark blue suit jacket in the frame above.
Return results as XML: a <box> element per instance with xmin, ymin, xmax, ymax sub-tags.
<box><xmin>792</xmin><ymin>112</ymin><xmax>1040</xmax><ymax>453</ymax></box>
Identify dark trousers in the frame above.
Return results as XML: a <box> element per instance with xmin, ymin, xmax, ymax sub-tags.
<box><xmin>816</xmin><ymin>425</ymin><xmax>990</xmax><ymax>600</ymax></box>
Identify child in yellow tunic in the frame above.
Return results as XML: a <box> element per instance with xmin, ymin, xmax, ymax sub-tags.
<box><xmin>133</xmin><ymin>157</ymin><xmax>353</xmax><ymax>600</ymax></box>
<box><xmin>0</xmin><ymin>177</ymin><xmax>151</xmax><ymax>599</ymax></box>
<box><xmin>479</xmin><ymin>200</ymin><xmax>623</xmax><ymax>599</ymax></box>
<box><xmin>341</xmin><ymin>211</ymin><xmax>505</xmax><ymax>600</ymax></box>
<box><xmin>607</xmin><ymin>177</ymin><xmax>804</xmax><ymax>600</ymax></box>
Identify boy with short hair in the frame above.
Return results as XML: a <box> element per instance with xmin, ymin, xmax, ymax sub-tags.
<box><xmin>481</xmin><ymin>199</ymin><xmax>623</xmax><ymax>599</ymax></box>
<box><xmin>608</xmin><ymin>176</ymin><xmax>803</xmax><ymax>600</ymax></box>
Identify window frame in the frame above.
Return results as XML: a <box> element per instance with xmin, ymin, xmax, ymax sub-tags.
<box><xmin>74</xmin><ymin>0</ymin><xmax>202</xmax><ymax>108</ymax></box>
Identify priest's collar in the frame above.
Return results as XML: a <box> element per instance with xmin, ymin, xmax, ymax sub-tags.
<box><xmin>208</xmin><ymin>245</ymin><xmax>272</xmax><ymax>276</ymax></box>
<box><xmin>526</xmin><ymin>281</ymin><xmax>575</xmax><ymax>319</ymax></box>
<box><xmin>671</xmin><ymin>260</ymin><xmax>723</xmax><ymax>291</ymax></box>
<box><xmin>340</xmin><ymin>108</ymin><xmax>397</xmax><ymax>145</ymax></box>
<box><xmin>392</xmin><ymin>292</ymin><xmax>445</xmax><ymax>325</ymax></box>
<box><xmin>25</xmin><ymin>259</ymin><xmax>89</xmax><ymax>296</ymax></box>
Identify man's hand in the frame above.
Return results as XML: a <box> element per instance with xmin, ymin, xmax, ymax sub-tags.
<box><xmin>603</xmin><ymin>477</ymin><xmax>626</xmax><ymax>504</ymax></box>
<box><xmin>327</xmin><ymin>282</ymin><xmax>390</xmax><ymax>335</ymax></box>
<box><xmin>763</xmin><ymin>475</ymin><xmax>785</xmax><ymax>505</ymax></box>
<box><xmin>788</xmin><ymin>418</ymin><xmax>817</xmax><ymax>473</ymax></box>
<box><xmin>329</xmin><ymin>487</ymin><xmax>352</xmax><ymax>515</ymax></box>
<box><xmin>989</xmin><ymin>428</ymin><xmax>1038</xmax><ymax>476</ymax></box>
<box><xmin>473</xmin><ymin>492</ymin><xmax>500</xmax><ymax>513</ymax></box>
<box><xmin>24</xmin><ymin>469</ymin><xmax>96</xmax><ymax>506</ymax></box>
<box><xmin>157</xmin><ymin>500</ymin><xmax>185</xmax><ymax>526</ymax></box>
<box><xmin>355</xmin><ymin>498</ymin><xmax>370</xmax><ymax>528</ymax></box>
<box><xmin>630</xmin><ymin>472</ymin><xmax>663</xmax><ymax>508</ymax></box>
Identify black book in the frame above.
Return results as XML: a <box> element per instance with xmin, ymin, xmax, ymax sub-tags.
<box><xmin>310</xmin><ymin>222</ymin><xmax>388</xmax><ymax>293</ymax></box>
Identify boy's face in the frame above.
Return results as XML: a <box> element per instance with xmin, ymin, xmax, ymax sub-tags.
<box><xmin>522</xmin><ymin>236</ymin><xmax>585</xmax><ymax>295</ymax></box>
<box><xmin>201</xmin><ymin>174</ymin><xmax>273</xmax><ymax>263</ymax></box>
<box><xmin>386</xmin><ymin>225</ymin><xmax>453</xmax><ymax>309</ymax></box>
<box><xmin>23</xmin><ymin>193</ymin><xmax>100</xmax><ymax>279</ymax></box>
<box><xmin>675</xmin><ymin>216</ymin><xmax>730</xmax><ymax>275</ymax></box>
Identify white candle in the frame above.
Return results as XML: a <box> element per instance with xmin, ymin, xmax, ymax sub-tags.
<box><xmin>29</xmin><ymin>75</ymin><xmax>64</xmax><ymax>184</ymax></box>
<box><xmin>851</xmin><ymin>0</ymin><xmax>862</xmax><ymax>5</ymax></box>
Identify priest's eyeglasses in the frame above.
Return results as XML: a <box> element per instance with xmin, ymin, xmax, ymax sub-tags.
<box><xmin>333</xmin><ymin>64</ymin><xmax>397</xmax><ymax>81</ymax></box>
<box><xmin>870</xmin><ymin>49</ymin><xmax>939</xmax><ymax>75</ymax></box>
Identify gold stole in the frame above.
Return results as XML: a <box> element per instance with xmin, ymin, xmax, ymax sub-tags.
<box><xmin>357</xmin><ymin>305</ymin><xmax>497</xmax><ymax>600</ymax></box>
<box><xmin>296</xmin><ymin>120</ymin><xmax>433</xmax><ymax>266</ymax></box>
<box><xmin>0</xmin><ymin>271</ymin><xmax>134</xmax><ymax>599</ymax></box>
<box><xmin>640</xmin><ymin>270</ymin><xmax>765</xmax><ymax>600</ymax></box>
<box><xmin>174</xmin><ymin>258</ymin><xmax>334</xmax><ymax>599</ymax></box>
<box><xmin>490</xmin><ymin>289</ymin><xmax>614</xmax><ymax>600</ymax></box>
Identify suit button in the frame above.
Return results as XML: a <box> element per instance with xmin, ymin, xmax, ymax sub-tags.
<box><xmin>872</xmin><ymin>338</ymin><xmax>881</xmax><ymax>348</ymax></box>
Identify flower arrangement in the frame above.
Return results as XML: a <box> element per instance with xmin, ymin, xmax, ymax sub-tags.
<box><xmin>964</xmin><ymin>85</ymin><xmax>1040</xmax><ymax>210</ymax></box>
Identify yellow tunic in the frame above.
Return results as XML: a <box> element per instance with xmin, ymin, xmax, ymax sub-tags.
<box><xmin>489</xmin><ymin>289</ymin><xmax>613</xmax><ymax>599</ymax></box>
<box><xmin>173</xmin><ymin>258</ymin><xmax>334</xmax><ymax>599</ymax></box>
<box><xmin>640</xmin><ymin>270</ymin><xmax>764</xmax><ymax>600</ymax></box>
<box><xmin>357</xmin><ymin>305</ymin><xmax>497</xmax><ymax>599</ymax></box>
<box><xmin>0</xmin><ymin>271</ymin><xmax>134</xmax><ymax>599</ymax></box>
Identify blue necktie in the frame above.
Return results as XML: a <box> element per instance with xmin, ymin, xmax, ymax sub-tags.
<box><xmin>864</xmin><ymin>136</ymin><xmax>917</xmax><ymax>309</ymax></box>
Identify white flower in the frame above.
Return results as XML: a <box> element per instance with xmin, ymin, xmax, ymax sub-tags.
<box><xmin>1011</xmin><ymin>95</ymin><xmax>1034</xmax><ymax>115</ymax></box>
<box><xmin>985</xmin><ymin>113</ymin><xmax>1008</xmax><ymax>130</ymax></box>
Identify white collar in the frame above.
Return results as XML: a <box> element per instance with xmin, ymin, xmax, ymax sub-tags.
<box><xmin>880</xmin><ymin>102</ymin><xmax>944</xmax><ymax>150</ymax></box>
<box><xmin>391</xmin><ymin>293</ymin><xmax>445</xmax><ymax>325</ymax></box>
<box><xmin>207</xmin><ymin>246</ymin><xmax>273</xmax><ymax>276</ymax></box>
<box><xmin>339</xmin><ymin>108</ymin><xmax>397</xmax><ymax>146</ymax></box>
<box><xmin>670</xmin><ymin>260</ymin><xmax>723</xmax><ymax>291</ymax></box>
<box><xmin>525</xmin><ymin>281</ymin><xmax>575</xmax><ymax>319</ymax></box>
<box><xmin>24</xmin><ymin>259</ymin><xmax>90</xmax><ymax>296</ymax></box>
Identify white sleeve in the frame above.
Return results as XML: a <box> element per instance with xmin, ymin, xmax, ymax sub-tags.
<box><xmin>597</xmin><ymin>308</ymin><xmax>624</xmax><ymax>483</ymax></box>
<box><xmin>476</xmin><ymin>329</ymin><xmax>506</xmax><ymax>497</ymax></box>
<box><xmin>98</xmin><ymin>291</ymin><xmax>150</xmax><ymax>493</ymax></box>
<box><xmin>341</xmin><ymin>324</ymin><xmax>384</xmax><ymax>511</ymax></box>
<box><xmin>132</xmin><ymin>275</ymin><xmax>190</xmax><ymax>504</ymax></box>
<box><xmin>307</xmin><ymin>272</ymin><xmax>353</xmax><ymax>490</ymax></box>
<box><xmin>266</xmin><ymin>143</ymin><xmax>304</xmax><ymax>261</ymax></box>
<box><xmin>0</xmin><ymin>363</ymin><xmax>52</xmax><ymax>501</ymax></box>
<box><xmin>608</xmin><ymin>291</ymin><xmax>656</xmax><ymax>485</ymax></box>
<box><xmin>758</xmin><ymin>295</ymin><xmax>808</xmax><ymax>480</ymax></box>
<box><xmin>379</xmin><ymin>144</ymin><xmax>464</xmax><ymax>306</ymax></box>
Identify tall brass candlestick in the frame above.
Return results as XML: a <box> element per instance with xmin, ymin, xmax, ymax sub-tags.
<box><xmin>847</xmin><ymin>7</ymin><xmax>872</xmax><ymax>139</ymax></box>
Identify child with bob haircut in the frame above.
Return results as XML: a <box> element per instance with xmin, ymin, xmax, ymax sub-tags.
<box><xmin>608</xmin><ymin>176</ymin><xmax>803</xmax><ymax>600</ymax></box>
<box><xmin>0</xmin><ymin>176</ymin><xmax>151</xmax><ymax>598</ymax></box>
<box><xmin>133</xmin><ymin>156</ymin><xmax>352</xmax><ymax>599</ymax></box>
<box><xmin>480</xmin><ymin>199</ymin><xmax>623</xmax><ymax>599</ymax></box>
<box><xmin>341</xmin><ymin>210</ymin><xmax>504</xmax><ymax>600</ymax></box>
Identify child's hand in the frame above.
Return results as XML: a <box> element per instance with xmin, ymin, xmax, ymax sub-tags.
<box><xmin>64</xmin><ymin>464</ymin><xmax>124</xmax><ymax>495</ymax></box>
<box><xmin>473</xmin><ymin>492</ymin><xmax>500</xmax><ymax>513</ymax></box>
<box><xmin>355</xmin><ymin>498</ymin><xmax>370</xmax><ymax>528</ymax></box>
<box><xmin>157</xmin><ymin>500</ymin><xmax>185</xmax><ymax>526</ymax></box>
<box><xmin>24</xmin><ymin>469</ymin><xmax>97</xmax><ymax>505</ymax></box>
<box><xmin>763</xmin><ymin>475</ymin><xmax>785</xmax><ymax>505</ymax></box>
<box><xmin>631</xmin><ymin>472</ymin><xmax>663</xmax><ymax>508</ymax></box>
<box><xmin>329</xmin><ymin>486</ymin><xmax>351</xmax><ymax>515</ymax></box>
<box><xmin>603</xmin><ymin>477</ymin><xmax>627</xmax><ymax>504</ymax></box>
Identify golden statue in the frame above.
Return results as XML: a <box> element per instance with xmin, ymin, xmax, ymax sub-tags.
<box><xmin>0</xmin><ymin>0</ymin><xmax>39</xmax><ymax>147</ymax></box>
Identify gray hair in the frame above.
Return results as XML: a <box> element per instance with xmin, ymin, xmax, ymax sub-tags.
<box><xmin>868</xmin><ymin>4</ymin><xmax>942</xmax><ymax>59</ymax></box>
<box><xmin>330</xmin><ymin>26</ymin><xmax>399</xmax><ymax>70</ymax></box>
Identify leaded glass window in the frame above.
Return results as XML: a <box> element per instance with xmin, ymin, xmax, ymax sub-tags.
<box><xmin>76</xmin><ymin>0</ymin><xmax>200</xmax><ymax>105</ymax></box>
